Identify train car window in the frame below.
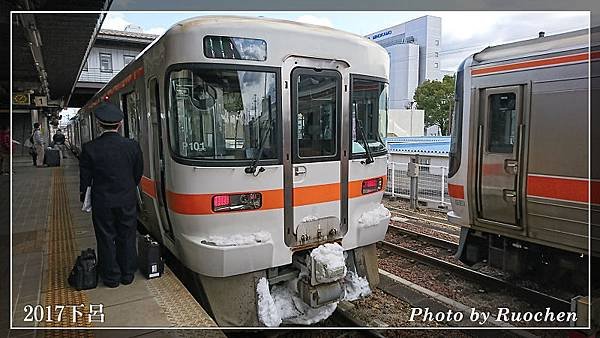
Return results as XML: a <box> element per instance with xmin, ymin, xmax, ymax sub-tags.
<box><xmin>168</xmin><ymin>68</ymin><xmax>278</xmax><ymax>161</ymax></box>
<box><xmin>123</xmin><ymin>92</ymin><xmax>140</xmax><ymax>140</ymax></box>
<box><xmin>488</xmin><ymin>93</ymin><xmax>517</xmax><ymax>153</ymax></box>
<box><xmin>204</xmin><ymin>36</ymin><xmax>267</xmax><ymax>61</ymax></box>
<box><xmin>351</xmin><ymin>78</ymin><xmax>388</xmax><ymax>156</ymax></box>
<box><xmin>296</xmin><ymin>74</ymin><xmax>338</xmax><ymax>158</ymax></box>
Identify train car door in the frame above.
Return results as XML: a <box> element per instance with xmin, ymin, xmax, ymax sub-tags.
<box><xmin>288</xmin><ymin>67</ymin><xmax>342</xmax><ymax>246</ymax></box>
<box><xmin>477</xmin><ymin>86</ymin><xmax>524</xmax><ymax>227</ymax></box>
<box><xmin>148</xmin><ymin>78</ymin><xmax>174</xmax><ymax>238</ymax></box>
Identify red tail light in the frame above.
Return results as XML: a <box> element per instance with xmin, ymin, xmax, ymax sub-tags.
<box><xmin>362</xmin><ymin>177</ymin><xmax>383</xmax><ymax>195</ymax></box>
<box><xmin>212</xmin><ymin>192</ymin><xmax>262</xmax><ymax>212</ymax></box>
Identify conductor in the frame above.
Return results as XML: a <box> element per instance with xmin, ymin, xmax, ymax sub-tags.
<box><xmin>79</xmin><ymin>102</ymin><xmax>143</xmax><ymax>288</ymax></box>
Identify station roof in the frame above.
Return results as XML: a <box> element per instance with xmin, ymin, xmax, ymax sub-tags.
<box><xmin>7</xmin><ymin>1</ymin><xmax>112</xmax><ymax>112</ymax></box>
<box><xmin>386</xmin><ymin>136</ymin><xmax>450</xmax><ymax>156</ymax></box>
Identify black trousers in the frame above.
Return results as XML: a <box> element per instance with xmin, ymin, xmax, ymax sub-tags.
<box><xmin>91</xmin><ymin>204</ymin><xmax>137</xmax><ymax>283</ymax></box>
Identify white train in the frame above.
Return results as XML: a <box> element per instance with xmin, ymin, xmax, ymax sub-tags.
<box><xmin>67</xmin><ymin>16</ymin><xmax>391</xmax><ymax>326</ymax></box>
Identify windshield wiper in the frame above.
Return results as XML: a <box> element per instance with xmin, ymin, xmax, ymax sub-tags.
<box><xmin>245</xmin><ymin>97</ymin><xmax>274</xmax><ymax>176</ymax></box>
<box><xmin>245</xmin><ymin>121</ymin><xmax>273</xmax><ymax>175</ymax></box>
<box><xmin>356</xmin><ymin>119</ymin><xmax>374</xmax><ymax>165</ymax></box>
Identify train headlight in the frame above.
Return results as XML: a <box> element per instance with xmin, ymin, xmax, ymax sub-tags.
<box><xmin>212</xmin><ymin>192</ymin><xmax>262</xmax><ymax>212</ymax></box>
<box><xmin>362</xmin><ymin>177</ymin><xmax>383</xmax><ymax>195</ymax></box>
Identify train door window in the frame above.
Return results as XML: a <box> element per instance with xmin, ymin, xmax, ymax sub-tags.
<box><xmin>99</xmin><ymin>53</ymin><xmax>113</xmax><ymax>73</ymax></box>
<box><xmin>295</xmin><ymin>72</ymin><xmax>338</xmax><ymax>158</ymax></box>
<box><xmin>123</xmin><ymin>92</ymin><xmax>140</xmax><ymax>140</ymax></box>
<box><xmin>488</xmin><ymin>93</ymin><xmax>517</xmax><ymax>153</ymax></box>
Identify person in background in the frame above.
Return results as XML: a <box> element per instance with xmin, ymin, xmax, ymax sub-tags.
<box><xmin>52</xmin><ymin>129</ymin><xmax>66</xmax><ymax>159</ymax></box>
<box><xmin>32</xmin><ymin>123</ymin><xmax>45</xmax><ymax>167</ymax></box>
<box><xmin>0</xmin><ymin>125</ymin><xmax>10</xmax><ymax>175</ymax></box>
<box><xmin>79</xmin><ymin>102</ymin><xmax>143</xmax><ymax>288</ymax></box>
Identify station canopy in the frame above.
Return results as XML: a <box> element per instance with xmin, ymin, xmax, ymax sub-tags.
<box><xmin>7</xmin><ymin>0</ymin><xmax>112</xmax><ymax>115</ymax></box>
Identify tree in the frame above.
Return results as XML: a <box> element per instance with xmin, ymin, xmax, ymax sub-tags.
<box><xmin>413</xmin><ymin>75</ymin><xmax>455</xmax><ymax>135</ymax></box>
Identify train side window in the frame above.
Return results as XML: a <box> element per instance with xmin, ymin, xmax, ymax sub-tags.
<box><xmin>123</xmin><ymin>92</ymin><xmax>140</xmax><ymax>140</ymax></box>
<box><xmin>488</xmin><ymin>93</ymin><xmax>517</xmax><ymax>153</ymax></box>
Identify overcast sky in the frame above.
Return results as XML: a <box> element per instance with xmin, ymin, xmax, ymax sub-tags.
<box><xmin>101</xmin><ymin>11</ymin><xmax>590</xmax><ymax>72</ymax></box>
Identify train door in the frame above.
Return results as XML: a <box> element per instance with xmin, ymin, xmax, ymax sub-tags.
<box><xmin>287</xmin><ymin>67</ymin><xmax>343</xmax><ymax>246</ymax></box>
<box><xmin>477</xmin><ymin>86</ymin><xmax>524</xmax><ymax>227</ymax></box>
<box><xmin>148</xmin><ymin>78</ymin><xmax>174</xmax><ymax>238</ymax></box>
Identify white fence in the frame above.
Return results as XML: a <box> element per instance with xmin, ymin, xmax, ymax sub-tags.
<box><xmin>386</xmin><ymin>162</ymin><xmax>450</xmax><ymax>208</ymax></box>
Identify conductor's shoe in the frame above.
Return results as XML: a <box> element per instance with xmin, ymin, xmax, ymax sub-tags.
<box><xmin>120</xmin><ymin>275</ymin><xmax>134</xmax><ymax>285</ymax></box>
<box><xmin>103</xmin><ymin>280</ymin><xmax>119</xmax><ymax>288</ymax></box>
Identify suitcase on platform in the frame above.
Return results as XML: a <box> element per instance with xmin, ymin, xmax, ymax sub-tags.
<box><xmin>137</xmin><ymin>234</ymin><xmax>164</xmax><ymax>279</ymax></box>
<box><xmin>44</xmin><ymin>149</ymin><xmax>60</xmax><ymax>167</ymax></box>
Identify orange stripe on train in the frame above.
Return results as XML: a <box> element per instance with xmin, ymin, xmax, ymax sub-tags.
<box><xmin>472</xmin><ymin>52</ymin><xmax>588</xmax><ymax>76</ymax></box>
<box><xmin>527</xmin><ymin>175</ymin><xmax>588</xmax><ymax>203</ymax></box>
<box><xmin>148</xmin><ymin>175</ymin><xmax>386</xmax><ymax>215</ymax></box>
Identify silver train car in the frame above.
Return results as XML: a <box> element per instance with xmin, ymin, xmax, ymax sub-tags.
<box><xmin>70</xmin><ymin>16</ymin><xmax>391</xmax><ymax>325</ymax></box>
<box><xmin>448</xmin><ymin>28</ymin><xmax>598</xmax><ymax>288</ymax></box>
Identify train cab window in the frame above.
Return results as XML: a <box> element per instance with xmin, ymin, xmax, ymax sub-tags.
<box><xmin>488</xmin><ymin>93</ymin><xmax>517</xmax><ymax>153</ymax></box>
<box><xmin>295</xmin><ymin>73</ymin><xmax>338</xmax><ymax>158</ymax></box>
<box><xmin>351</xmin><ymin>78</ymin><xmax>388</xmax><ymax>157</ymax></box>
<box><xmin>168</xmin><ymin>67</ymin><xmax>278</xmax><ymax>162</ymax></box>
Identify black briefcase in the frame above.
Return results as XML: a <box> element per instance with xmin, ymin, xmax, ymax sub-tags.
<box><xmin>137</xmin><ymin>234</ymin><xmax>164</xmax><ymax>279</ymax></box>
<box><xmin>44</xmin><ymin>149</ymin><xmax>60</xmax><ymax>167</ymax></box>
<box><xmin>68</xmin><ymin>248</ymin><xmax>98</xmax><ymax>290</ymax></box>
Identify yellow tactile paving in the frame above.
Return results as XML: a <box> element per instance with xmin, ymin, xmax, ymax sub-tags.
<box><xmin>43</xmin><ymin>168</ymin><xmax>94</xmax><ymax>336</ymax></box>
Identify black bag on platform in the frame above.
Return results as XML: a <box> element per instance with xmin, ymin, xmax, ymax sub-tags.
<box><xmin>68</xmin><ymin>248</ymin><xmax>98</xmax><ymax>290</ymax></box>
<box><xmin>44</xmin><ymin>149</ymin><xmax>60</xmax><ymax>167</ymax></box>
<box><xmin>137</xmin><ymin>234</ymin><xmax>164</xmax><ymax>279</ymax></box>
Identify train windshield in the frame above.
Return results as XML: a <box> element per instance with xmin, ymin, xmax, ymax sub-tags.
<box><xmin>168</xmin><ymin>67</ymin><xmax>278</xmax><ymax>162</ymax></box>
<box><xmin>351</xmin><ymin>79</ymin><xmax>388</xmax><ymax>156</ymax></box>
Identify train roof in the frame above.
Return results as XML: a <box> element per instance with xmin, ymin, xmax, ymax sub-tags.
<box><xmin>156</xmin><ymin>15</ymin><xmax>389</xmax><ymax>76</ymax></box>
<box><xmin>473</xmin><ymin>28</ymin><xmax>588</xmax><ymax>64</ymax></box>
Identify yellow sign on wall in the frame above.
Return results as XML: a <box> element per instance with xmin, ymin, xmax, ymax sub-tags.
<box><xmin>13</xmin><ymin>92</ymin><xmax>30</xmax><ymax>105</ymax></box>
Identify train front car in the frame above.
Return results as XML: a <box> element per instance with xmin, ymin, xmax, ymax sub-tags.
<box><xmin>447</xmin><ymin>29</ymin><xmax>593</xmax><ymax>291</ymax></box>
<box><xmin>132</xmin><ymin>17</ymin><xmax>391</xmax><ymax>326</ymax></box>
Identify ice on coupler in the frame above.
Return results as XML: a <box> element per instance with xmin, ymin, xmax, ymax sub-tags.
<box><xmin>343</xmin><ymin>270</ymin><xmax>372</xmax><ymax>301</ymax></box>
<box><xmin>256</xmin><ymin>276</ymin><xmax>338</xmax><ymax>326</ymax></box>
<box><xmin>358</xmin><ymin>203</ymin><xmax>390</xmax><ymax>228</ymax></box>
<box><xmin>310</xmin><ymin>242</ymin><xmax>347</xmax><ymax>283</ymax></box>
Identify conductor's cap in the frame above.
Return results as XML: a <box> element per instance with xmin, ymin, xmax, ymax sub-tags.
<box><xmin>94</xmin><ymin>102</ymin><xmax>123</xmax><ymax>124</ymax></box>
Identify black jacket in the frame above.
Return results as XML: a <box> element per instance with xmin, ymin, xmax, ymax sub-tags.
<box><xmin>79</xmin><ymin>131</ymin><xmax>143</xmax><ymax>208</ymax></box>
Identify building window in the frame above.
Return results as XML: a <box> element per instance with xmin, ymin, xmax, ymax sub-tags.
<box><xmin>124</xmin><ymin>55</ymin><xmax>135</xmax><ymax>66</ymax></box>
<box><xmin>99</xmin><ymin>53</ymin><xmax>113</xmax><ymax>73</ymax></box>
<box><xmin>435</xmin><ymin>39</ymin><xmax>440</xmax><ymax>46</ymax></box>
<box><xmin>434</xmin><ymin>62</ymin><xmax>439</xmax><ymax>68</ymax></box>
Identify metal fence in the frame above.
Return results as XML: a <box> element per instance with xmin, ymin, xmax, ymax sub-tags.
<box><xmin>386</xmin><ymin>162</ymin><xmax>450</xmax><ymax>208</ymax></box>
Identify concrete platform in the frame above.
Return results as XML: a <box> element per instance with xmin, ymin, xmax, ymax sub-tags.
<box><xmin>11</xmin><ymin>152</ymin><xmax>224</xmax><ymax>335</ymax></box>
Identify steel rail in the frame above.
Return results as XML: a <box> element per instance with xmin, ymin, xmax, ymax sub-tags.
<box><xmin>378</xmin><ymin>240</ymin><xmax>571</xmax><ymax>312</ymax></box>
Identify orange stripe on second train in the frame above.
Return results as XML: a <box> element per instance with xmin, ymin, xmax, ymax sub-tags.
<box><xmin>527</xmin><ymin>175</ymin><xmax>588</xmax><ymax>203</ymax></box>
<box><xmin>448</xmin><ymin>183</ymin><xmax>465</xmax><ymax>199</ymax></box>
<box><xmin>471</xmin><ymin>52</ymin><xmax>588</xmax><ymax>76</ymax></box>
<box><xmin>140</xmin><ymin>176</ymin><xmax>157</xmax><ymax>198</ymax></box>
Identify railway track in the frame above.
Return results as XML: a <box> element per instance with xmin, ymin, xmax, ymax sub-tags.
<box><xmin>377</xmin><ymin>240</ymin><xmax>571</xmax><ymax>312</ymax></box>
<box><xmin>387</xmin><ymin>207</ymin><xmax>461</xmax><ymax>237</ymax></box>
<box><xmin>388</xmin><ymin>223</ymin><xmax>458</xmax><ymax>250</ymax></box>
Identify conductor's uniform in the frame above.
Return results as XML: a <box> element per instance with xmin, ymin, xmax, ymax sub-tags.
<box><xmin>79</xmin><ymin>102</ymin><xmax>143</xmax><ymax>287</ymax></box>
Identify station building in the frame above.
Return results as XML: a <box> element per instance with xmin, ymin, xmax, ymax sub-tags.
<box><xmin>367</xmin><ymin>16</ymin><xmax>442</xmax><ymax>137</ymax></box>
